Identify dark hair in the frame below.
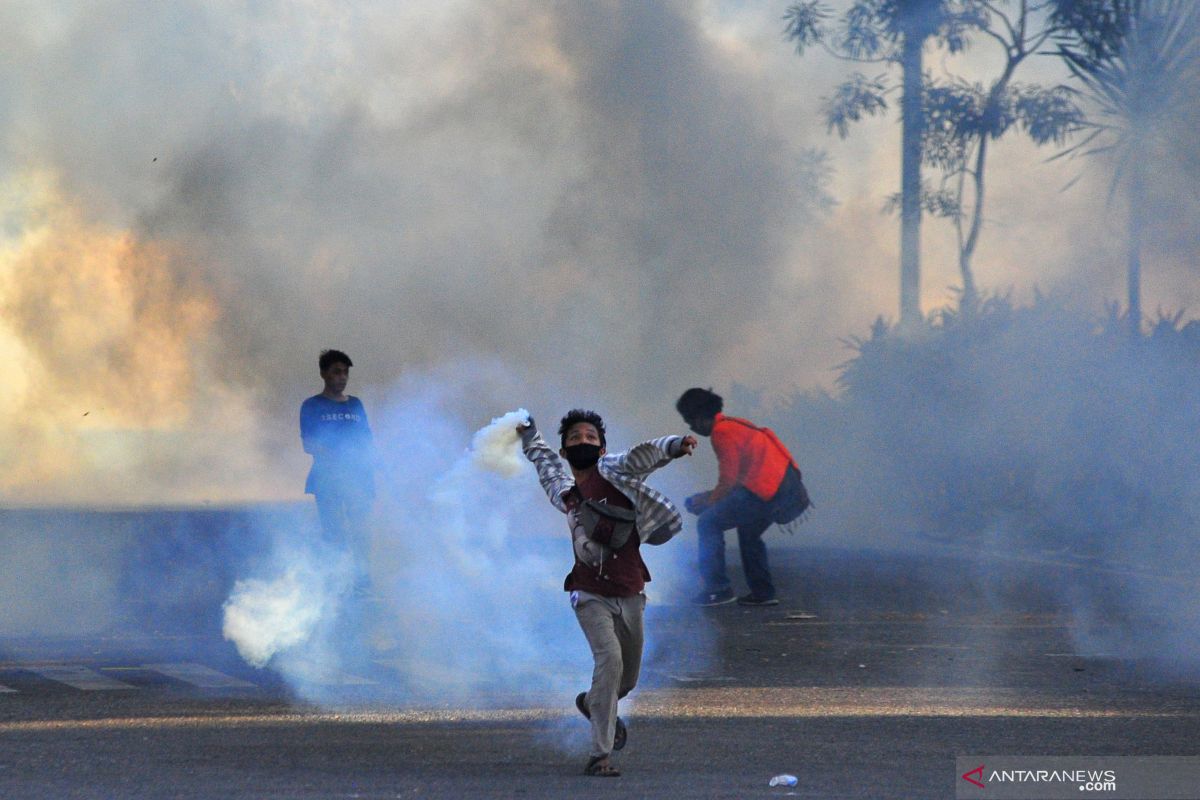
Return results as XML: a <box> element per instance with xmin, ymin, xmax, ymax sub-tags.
<box><xmin>319</xmin><ymin>349</ymin><xmax>353</xmax><ymax>371</ymax></box>
<box><xmin>558</xmin><ymin>409</ymin><xmax>606</xmax><ymax>448</ymax></box>
<box><xmin>676</xmin><ymin>387</ymin><xmax>723</xmax><ymax>420</ymax></box>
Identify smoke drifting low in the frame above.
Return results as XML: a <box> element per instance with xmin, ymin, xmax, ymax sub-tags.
<box><xmin>751</xmin><ymin>300</ymin><xmax>1200</xmax><ymax>678</ymax></box>
<box><xmin>2</xmin><ymin>0</ymin><xmax>1199</xmax><ymax>703</ymax></box>
<box><xmin>224</xmin><ymin>558</ymin><xmax>343</xmax><ymax>670</ymax></box>
<box><xmin>219</xmin><ymin>395</ymin><xmax>707</xmax><ymax>706</ymax></box>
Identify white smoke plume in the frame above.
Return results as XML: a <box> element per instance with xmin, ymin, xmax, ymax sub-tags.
<box><xmin>361</xmin><ymin>385</ymin><xmax>583</xmax><ymax>705</ymax></box>
<box><xmin>211</xmin><ymin>381</ymin><xmax>567</xmax><ymax>702</ymax></box>
<box><xmin>222</xmin><ymin>555</ymin><xmax>350</xmax><ymax>669</ymax></box>
<box><xmin>211</xmin><ymin>372</ymin><xmax>710</xmax><ymax>707</ymax></box>
<box><xmin>468</xmin><ymin>408</ymin><xmax>531</xmax><ymax>478</ymax></box>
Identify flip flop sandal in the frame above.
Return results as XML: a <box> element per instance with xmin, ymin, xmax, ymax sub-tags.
<box><xmin>584</xmin><ymin>755</ymin><xmax>621</xmax><ymax>777</ymax></box>
<box><xmin>575</xmin><ymin>692</ymin><xmax>627</xmax><ymax>751</ymax></box>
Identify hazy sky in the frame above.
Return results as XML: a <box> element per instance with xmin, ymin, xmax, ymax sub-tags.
<box><xmin>0</xmin><ymin>0</ymin><xmax>1195</xmax><ymax>505</ymax></box>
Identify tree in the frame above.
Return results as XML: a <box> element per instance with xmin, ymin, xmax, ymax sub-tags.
<box><xmin>920</xmin><ymin>2</ymin><xmax>1081</xmax><ymax>311</ymax></box>
<box><xmin>1056</xmin><ymin>0</ymin><xmax>1200</xmax><ymax>334</ymax></box>
<box><xmin>1050</xmin><ymin>0</ymin><xmax>1137</xmax><ymax>60</ymax></box>
<box><xmin>785</xmin><ymin>0</ymin><xmax>978</xmax><ymax>327</ymax></box>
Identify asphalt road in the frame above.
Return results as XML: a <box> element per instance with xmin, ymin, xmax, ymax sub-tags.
<box><xmin>3</xmin><ymin>544</ymin><xmax>1199</xmax><ymax>799</ymax></box>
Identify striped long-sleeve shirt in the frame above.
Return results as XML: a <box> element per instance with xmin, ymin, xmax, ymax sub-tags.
<box><xmin>519</xmin><ymin>426</ymin><xmax>684</xmax><ymax>546</ymax></box>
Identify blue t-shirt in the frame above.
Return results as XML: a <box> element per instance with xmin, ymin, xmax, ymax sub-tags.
<box><xmin>300</xmin><ymin>394</ymin><xmax>375</xmax><ymax>497</ymax></box>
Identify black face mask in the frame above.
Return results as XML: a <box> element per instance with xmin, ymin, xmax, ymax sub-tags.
<box><xmin>563</xmin><ymin>443</ymin><xmax>602</xmax><ymax>470</ymax></box>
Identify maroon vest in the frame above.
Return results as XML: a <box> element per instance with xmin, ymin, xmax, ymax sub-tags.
<box><xmin>564</xmin><ymin>469</ymin><xmax>650</xmax><ymax>596</ymax></box>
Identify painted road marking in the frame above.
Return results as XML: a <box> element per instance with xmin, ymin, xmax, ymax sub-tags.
<box><xmin>141</xmin><ymin>662</ymin><xmax>257</xmax><ymax>689</ymax></box>
<box><xmin>29</xmin><ymin>666</ymin><xmax>137</xmax><ymax>691</ymax></box>
<box><xmin>3</xmin><ymin>661</ymin><xmax>372</xmax><ymax>692</ymax></box>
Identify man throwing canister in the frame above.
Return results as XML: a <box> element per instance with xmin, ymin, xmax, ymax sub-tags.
<box><xmin>518</xmin><ymin>409</ymin><xmax>695</xmax><ymax>777</ymax></box>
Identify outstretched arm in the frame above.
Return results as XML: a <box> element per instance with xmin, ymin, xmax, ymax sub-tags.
<box><xmin>609</xmin><ymin>434</ymin><xmax>697</xmax><ymax>478</ymax></box>
<box><xmin>685</xmin><ymin>427</ymin><xmax>740</xmax><ymax>514</ymax></box>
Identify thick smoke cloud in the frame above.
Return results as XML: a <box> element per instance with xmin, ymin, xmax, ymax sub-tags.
<box><xmin>1</xmin><ymin>0</ymin><xmax>1198</xmax><ymax>700</ymax></box>
<box><xmin>0</xmin><ymin>0</ymin><xmax>846</xmax><ymax>503</ymax></box>
<box><xmin>218</xmin><ymin>388</ymin><xmax>709</xmax><ymax>708</ymax></box>
<box><xmin>1</xmin><ymin>1</ymin><xmax>1194</xmax><ymax>504</ymax></box>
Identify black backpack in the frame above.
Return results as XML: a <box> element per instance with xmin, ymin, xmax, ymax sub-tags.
<box><xmin>771</xmin><ymin>464</ymin><xmax>812</xmax><ymax>525</ymax></box>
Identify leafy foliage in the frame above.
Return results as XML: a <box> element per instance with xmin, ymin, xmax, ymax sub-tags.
<box><xmin>1011</xmin><ymin>85</ymin><xmax>1080</xmax><ymax>145</ymax></box>
<box><xmin>824</xmin><ymin>73</ymin><xmax>891</xmax><ymax>136</ymax></box>
<box><xmin>1057</xmin><ymin>0</ymin><xmax>1200</xmax><ymax>184</ymax></box>
<box><xmin>783</xmin><ymin>1</ymin><xmax>831</xmax><ymax>52</ymax></box>
<box><xmin>1050</xmin><ymin>0</ymin><xmax>1138</xmax><ymax>60</ymax></box>
<box><xmin>884</xmin><ymin>182</ymin><xmax>961</xmax><ymax>217</ymax></box>
<box><xmin>924</xmin><ymin>81</ymin><xmax>1080</xmax><ymax>149</ymax></box>
<box><xmin>785</xmin><ymin>1</ymin><xmax>1089</xmax><ymax>314</ymax></box>
<box><xmin>1055</xmin><ymin>0</ymin><xmax>1200</xmax><ymax>331</ymax></box>
<box><xmin>763</xmin><ymin>297</ymin><xmax>1200</xmax><ymax>552</ymax></box>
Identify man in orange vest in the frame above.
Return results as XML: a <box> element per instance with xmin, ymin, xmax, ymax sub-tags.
<box><xmin>676</xmin><ymin>387</ymin><xmax>804</xmax><ymax>607</ymax></box>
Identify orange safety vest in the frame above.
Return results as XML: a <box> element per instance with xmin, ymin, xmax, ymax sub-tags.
<box><xmin>709</xmin><ymin>413</ymin><xmax>798</xmax><ymax>503</ymax></box>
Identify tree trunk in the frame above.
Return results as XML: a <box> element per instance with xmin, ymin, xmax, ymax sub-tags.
<box><xmin>1126</xmin><ymin>161</ymin><xmax>1144</xmax><ymax>337</ymax></box>
<box><xmin>958</xmin><ymin>134</ymin><xmax>987</xmax><ymax>314</ymax></box>
<box><xmin>899</xmin><ymin>32</ymin><xmax>924</xmax><ymax>328</ymax></box>
<box><xmin>960</xmin><ymin>42</ymin><xmax>1022</xmax><ymax>316</ymax></box>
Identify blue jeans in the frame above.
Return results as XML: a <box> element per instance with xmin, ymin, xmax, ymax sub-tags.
<box><xmin>315</xmin><ymin>489</ymin><xmax>372</xmax><ymax>589</ymax></box>
<box><xmin>697</xmin><ymin>487</ymin><xmax>775</xmax><ymax>599</ymax></box>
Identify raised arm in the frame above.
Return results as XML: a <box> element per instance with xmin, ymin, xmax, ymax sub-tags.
<box><xmin>518</xmin><ymin>420</ymin><xmax>574</xmax><ymax>513</ymax></box>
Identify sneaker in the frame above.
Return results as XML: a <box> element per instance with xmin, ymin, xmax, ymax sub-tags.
<box><xmin>690</xmin><ymin>589</ymin><xmax>737</xmax><ymax>607</ymax></box>
<box><xmin>737</xmin><ymin>594</ymin><xmax>780</xmax><ymax>606</ymax></box>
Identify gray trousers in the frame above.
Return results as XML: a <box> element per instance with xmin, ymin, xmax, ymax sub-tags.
<box><xmin>573</xmin><ymin>592</ymin><xmax>646</xmax><ymax>757</ymax></box>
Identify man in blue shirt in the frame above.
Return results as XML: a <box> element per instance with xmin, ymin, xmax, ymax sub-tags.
<box><xmin>300</xmin><ymin>350</ymin><xmax>375</xmax><ymax>584</ymax></box>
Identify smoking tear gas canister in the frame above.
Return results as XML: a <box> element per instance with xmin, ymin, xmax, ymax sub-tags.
<box><xmin>470</xmin><ymin>408</ymin><xmax>531</xmax><ymax>477</ymax></box>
